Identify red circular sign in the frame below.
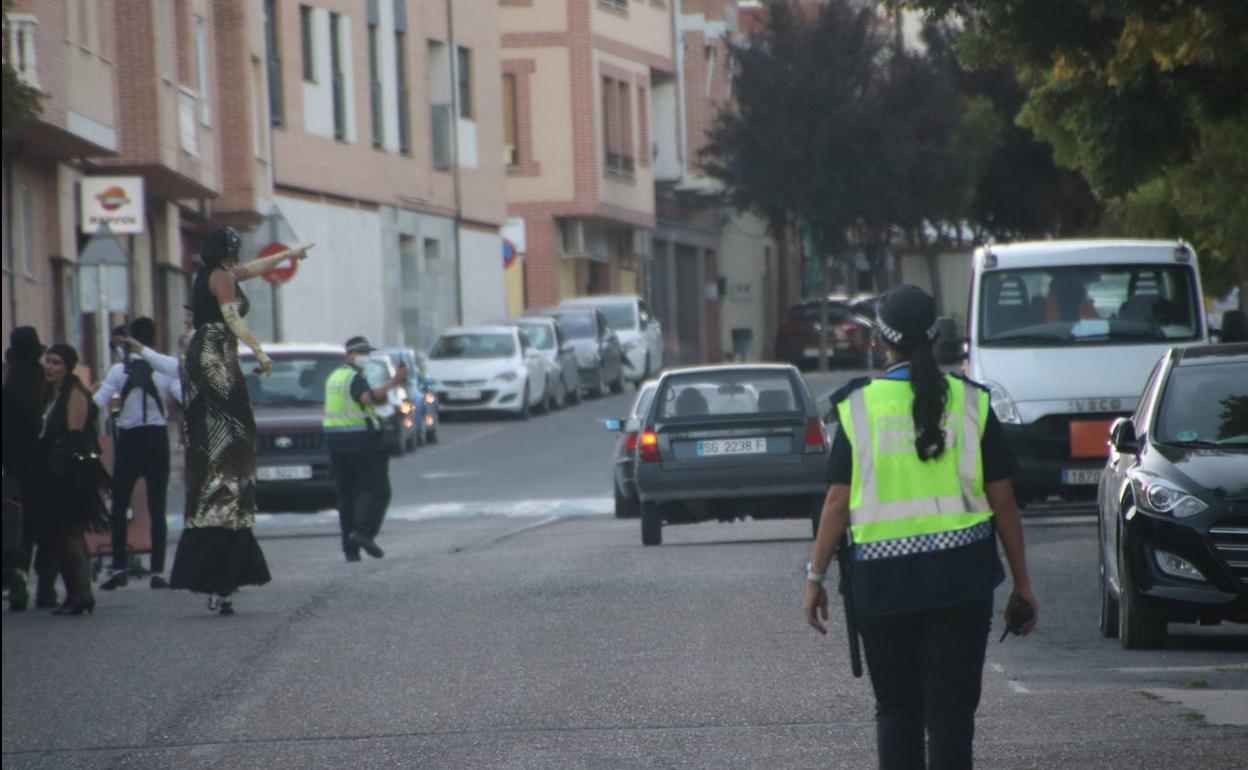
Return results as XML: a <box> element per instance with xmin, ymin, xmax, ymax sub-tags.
<box><xmin>259</xmin><ymin>241</ymin><xmax>298</xmax><ymax>285</ymax></box>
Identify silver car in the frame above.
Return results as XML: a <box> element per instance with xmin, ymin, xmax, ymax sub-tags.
<box><xmin>632</xmin><ymin>365</ymin><xmax>829</xmax><ymax>546</ymax></box>
<box><xmin>530</xmin><ymin>307</ymin><xmax>626</xmax><ymax>397</ymax></box>
<box><xmin>512</xmin><ymin>316</ymin><xmax>581</xmax><ymax>410</ymax></box>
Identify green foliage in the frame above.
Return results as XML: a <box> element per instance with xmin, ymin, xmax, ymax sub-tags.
<box><xmin>2</xmin><ymin>3</ymin><xmax>43</xmax><ymax>132</ymax></box>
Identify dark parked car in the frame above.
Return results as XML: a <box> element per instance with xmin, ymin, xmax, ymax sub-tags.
<box><xmin>774</xmin><ymin>295</ymin><xmax>880</xmax><ymax>370</ymax></box>
<box><xmin>241</xmin><ymin>344</ymin><xmax>341</xmax><ymax>511</ymax></box>
<box><xmin>1097</xmin><ymin>343</ymin><xmax>1248</xmax><ymax>648</ymax></box>
<box><xmin>530</xmin><ymin>306</ymin><xmax>626</xmax><ymax>397</ymax></box>
<box><xmin>632</xmin><ymin>364</ymin><xmax>829</xmax><ymax>545</ymax></box>
<box><xmin>604</xmin><ymin>379</ymin><xmax>659</xmax><ymax>519</ymax></box>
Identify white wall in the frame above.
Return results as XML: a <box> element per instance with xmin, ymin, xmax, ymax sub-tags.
<box><xmin>276</xmin><ymin>194</ymin><xmax>386</xmax><ymax>343</ymax></box>
<box><xmin>718</xmin><ymin>211</ymin><xmax>773</xmax><ymax>360</ymax></box>
<box><xmin>302</xmin><ymin>8</ymin><xmax>356</xmax><ymax>143</ymax></box>
<box><xmin>458</xmin><ymin>228</ymin><xmax>506</xmax><ymax>325</ymax></box>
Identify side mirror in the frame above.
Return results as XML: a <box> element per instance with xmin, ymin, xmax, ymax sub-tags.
<box><xmin>1215</xmin><ymin>309</ymin><xmax>1247</xmax><ymax>343</ymax></box>
<box><xmin>1110</xmin><ymin>417</ymin><xmax>1139</xmax><ymax>454</ymax></box>
<box><xmin>561</xmin><ymin>343</ymin><xmax>575</xmax><ymax>354</ymax></box>
<box><xmin>603</xmin><ymin>418</ymin><xmax>623</xmax><ymax>432</ymax></box>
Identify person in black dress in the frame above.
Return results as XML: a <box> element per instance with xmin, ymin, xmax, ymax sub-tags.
<box><xmin>169</xmin><ymin>227</ymin><xmax>310</xmax><ymax>615</ymax></box>
<box><xmin>39</xmin><ymin>343</ymin><xmax>110</xmax><ymax>615</ymax></box>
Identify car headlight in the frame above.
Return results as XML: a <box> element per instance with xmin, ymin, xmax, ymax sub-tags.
<box><xmin>985</xmin><ymin>382</ymin><xmax>1021</xmax><ymax>424</ymax></box>
<box><xmin>495</xmin><ymin>371</ymin><xmax>519</xmax><ymax>382</ymax></box>
<box><xmin>424</xmin><ymin>392</ymin><xmax>437</xmax><ymax>405</ymax></box>
<box><xmin>1128</xmin><ymin>470</ymin><xmax>1208</xmax><ymax>518</ymax></box>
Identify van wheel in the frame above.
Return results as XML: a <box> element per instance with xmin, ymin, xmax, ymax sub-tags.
<box><xmin>641</xmin><ymin>503</ymin><xmax>662</xmax><ymax>546</ymax></box>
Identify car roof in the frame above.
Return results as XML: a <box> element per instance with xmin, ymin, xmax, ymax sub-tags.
<box><xmin>561</xmin><ymin>295</ymin><xmax>638</xmax><ymax>305</ymax></box>
<box><xmin>241</xmin><ymin>343</ymin><xmax>343</xmax><ymax>357</ymax></box>
<box><xmin>977</xmin><ymin>239</ymin><xmax>1193</xmax><ymax>270</ymax></box>
<box><xmin>657</xmin><ymin>363</ymin><xmax>799</xmax><ymax>378</ymax></box>
<box><xmin>438</xmin><ymin>325</ymin><xmax>518</xmax><ymax>336</ymax></box>
<box><xmin>1174</xmin><ymin>342</ymin><xmax>1248</xmax><ymax>366</ymax></box>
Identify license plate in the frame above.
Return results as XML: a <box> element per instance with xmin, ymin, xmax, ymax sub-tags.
<box><xmin>257</xmin><ymin>465</ymin><xmax>313</xmax><ymax>481</ymax></box>
<box><xmin>1061</xmin><ymin>469</ymin><xmax>1102</xmax><ymax>485</ymax></box>
<box><xmin>696</xmin><ymin>438</ymin><xmax>768</xmax><ymax>457</ymax></box>
<box><xmin>803</xmin><ymin>348</ymin><xmax>820</xmax><ymax>358</ymax></box>
<box><xmin>448</xmin><ymin>389</ymin><xmax>482</xmax><ymax>401</ymax></box>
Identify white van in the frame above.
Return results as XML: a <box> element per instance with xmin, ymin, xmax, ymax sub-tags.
<box><xmin>966</xmin><ymin>240</ymin><xmax>1211</xmax><ymax>505</ymax></box>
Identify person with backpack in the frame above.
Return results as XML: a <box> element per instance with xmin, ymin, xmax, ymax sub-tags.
<box><xmin>94</xmin><ymin>317</ymin><xmax>182</xmax><ymax>590</ymax></box>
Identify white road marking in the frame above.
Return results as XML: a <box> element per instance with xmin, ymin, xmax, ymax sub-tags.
<box><xmin>1007</xmin><ymin>680</ymin><xmax>1033</xmax><ymax>694</ymax></box>
<box><xmin>419</xmin><ymin>471</ymin><xmax>479</xmax><ymax>480</ymax></box>
<box><xmin>1113</xmin><ymin>664</ymin><xmax>1248</xmax><ymax>674</ymax></box>
<box><xmin>388</xmin><ymin>497</ymin><xmax>614</xmax><ymax>521</ymax></box>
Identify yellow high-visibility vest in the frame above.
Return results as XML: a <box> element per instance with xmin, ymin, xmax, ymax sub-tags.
<box><xmin>323</xmin><ymin>366</ymin><xmax>377</xmax><ymax>433</ymax></box>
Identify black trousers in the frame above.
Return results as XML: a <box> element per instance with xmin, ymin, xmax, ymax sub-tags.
<box><xmin>858</xmin><ymin>594</ymin><xmax>993</xmax><ymax>770</ymax></box>
<box><xmin>330</xmin><ymin>437</ymin><xmax>391</xmax><ymax>554</ymax></box>
<box><xmin>109</xmin><ymin>426</ymin><xmax>170</xmax><ymax>573</ymax></box>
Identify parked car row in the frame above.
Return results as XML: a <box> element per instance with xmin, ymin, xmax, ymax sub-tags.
<box><xmin>423</xmin><ymin>294</ymin><xmax>664</xmax><ymax>418</ymax></box>
<box><xmin>241</xmin><ymin>344</ymin><xmax>441</xmax><ymax>510</ymax></box>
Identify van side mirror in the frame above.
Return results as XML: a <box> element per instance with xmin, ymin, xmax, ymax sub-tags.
<box><xmin>1215</xmin><ymin>310</ymin><xmax>1247</xmax><ymax>343</ymax></box>
<box><xmin>1110</xmin><ymin>417</ymin><xmax>1139</xmax><ymax>454</ymax></box>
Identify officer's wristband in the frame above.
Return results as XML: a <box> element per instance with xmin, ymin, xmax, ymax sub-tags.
<box><xmin>805</xmin><ymin>562</ymin><xmax>826</xmax><ymax>584</ymax></box>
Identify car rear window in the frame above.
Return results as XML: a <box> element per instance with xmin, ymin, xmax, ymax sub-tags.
<box><xmin>430</xmin><ymin>333</ymin><xmax>516</xmax><ymax>359</ymax></box>
<box><xmin>597</xmin><ymin>303</ymin><xmax>637</xmax><ymax>330</ymax></box>
<box><xmin>516</xmin><ymin>322</ymin><xmax>555</xmax><ymax>350</ymax></box>
<box><xmin>550</xmin><ymin>312</ymin><xmax>596</xmax><ymax>339</ymax></box>
<box><xmin>243</xmin><ymin>355</ymin><xmax>340</xmax><ymax>406</ymax></box>
<box><xmin>1155</xmin><ymin>361</ymin><xmax>1248</xmax><ymax>446</ymax></box>
<box><xmin>657</xmin><ymin>371</ymin><xmax>801</xmax><ymax>419</ymax></box>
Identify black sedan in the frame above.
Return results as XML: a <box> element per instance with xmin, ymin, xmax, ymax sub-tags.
<box><xmin>632</xmin><ymin>365</ymin><xmax>829</xmax><ymax>545</ymax></box>
<box><xmin>604</xmin><ymin>379</ymin><xmax>659</xmax><ymax>519</ymax></box>
<box><xmin>1097</xmin><ymin>343</ymin><xmax>1248</xmax><ymax>649</ymax></box>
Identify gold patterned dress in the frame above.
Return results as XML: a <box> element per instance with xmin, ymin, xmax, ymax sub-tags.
<box><xmin>169</xmin><ymin>266</ymin><xmax>271</xmax><ymax>596</ymax></box>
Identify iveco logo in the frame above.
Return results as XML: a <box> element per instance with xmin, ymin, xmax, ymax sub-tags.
<box><xmin>274</xmin><ymin>436</ymin><xmax>294</xmax><ymax>449</ymax></box>
<box><xmin>1067</xmin><ymin>398</ymin><xmax>1122</xmax><ymax>413</ymax></box>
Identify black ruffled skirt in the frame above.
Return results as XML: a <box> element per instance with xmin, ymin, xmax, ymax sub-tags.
<box><xmin>170</xmin><ymin>527</ymin><xmax>270</xmax><ymax>595</ymax></box>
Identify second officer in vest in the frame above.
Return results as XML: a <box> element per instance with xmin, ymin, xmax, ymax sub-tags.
<box><xmin>804</xmin><ymin>284</ymin><xmax>1038</xmax><ymax>770</ymax></box>
<box><xmin>324</xmin><ymin>336</ymin><xmax>408</xmax><ymax>561</ymax></box>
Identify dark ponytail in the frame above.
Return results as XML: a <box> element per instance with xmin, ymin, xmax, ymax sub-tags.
<box><xmin>906</xmin><ymin>340</ymin><xmax>948</xmax><ymax>460</ymax></box>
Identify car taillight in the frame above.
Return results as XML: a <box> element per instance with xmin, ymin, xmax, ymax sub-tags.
<box><xmin>804</xmin><ymin>417</ymin><xmax>827</xmax><ymax>453</ymax></box>
<box><xmin>624</xmin><ymin>432</ymin><xmax>638</xmax><ymax>452</ymax></box>
<box><xmin>639</xmin><ymin>429</ymin><xmax>660</xmax><ymax>462</ymax></box>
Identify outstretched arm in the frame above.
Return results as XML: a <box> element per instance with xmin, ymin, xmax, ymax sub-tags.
<box><xmin>229</xmin><ymin>242</ymin><xmax>314</xmax><ymax>282</ymax></box>
<box><xmin>209</xmin><ymin>269</ymin><xmax>272</xmax><ymax>375</ymax></box>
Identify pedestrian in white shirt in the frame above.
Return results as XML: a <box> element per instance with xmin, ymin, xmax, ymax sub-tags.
<box><xmin>94</xmin><ymin>318</ymin><xmax>182</xmax><ymax>590</ymax></box>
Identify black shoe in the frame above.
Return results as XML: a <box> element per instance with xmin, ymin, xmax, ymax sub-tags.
<box><xmin>348</xmin><ymin>532</ymin><xmax>384</xmax><ymax>559</ymax></box>
<box><xmin>345</xmin><ymin>551</ymin><xmax>362</xmax><ymax>562</ymax></box>
<box><xmin>59</xmin><ymin>598</ymin><xmax>95</xmax><ymax>616</ymax></box>
<box><xmin>100</xmin><ymin>572</ymin><xmax>128</xmax><ymax>590</ymax></box>
<box><xmin>218</xmin><ymin>599</ymin><xmax>234</xmax><ymax>616</ymax></box>
<box><xmin>150</xmin><ymin>575</ymin><xmax>169</xmax><ymax>589</ymax></box>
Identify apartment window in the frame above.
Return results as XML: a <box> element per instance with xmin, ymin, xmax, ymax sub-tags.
<box><xmin>78</xmin><ymin>0</ymin><xmax>91</xmax><ymax>49</ymax></box>
<box><xmin>98</xmin><ymin>0</ymin><xmax>111</xmax><ymax>59</ymax></box>
<box><xmin>300</xmin><ymin>5</ymin><xmax>315</xmax><ymax>82</ymax></box>
<box><xmin>368</xmin><ymin>22</ymin><xmax>382</xmax><ymax>148</ymax></box>
<box><xmin>603</xmin><ymin>77</ymin><xmax>628</xmax><ymax>175</ymax></box>
<box><xmin>400</xmin><ymin>235</ymin><xmax>419</xmax><ymax>291</ymax></box>
<box><xmin>330</xmin><ymin>12</ymin><xmax>346</xmax><ymax>141</ymax></box>
<box><xmin>429</xmin><ymin>40</ymin><xmax>452</xmax><ymax>169</ymax></box>
<box><xmin>456</xmin><ymin>46</ymin><xmax>472</xmax><ymax>119</ymax></box>
<box><xmin>17</xmin><ymin>185</ymin><xmax>34</xmax><ymax>277</ymax></box>
<box><xmin>502</xmin><ymin>74</ymin><xmax>518</xmax><ymax>167</ymax></box>
<box><xmin>194</xmin><ymin>15</ymin><xmax>211</xmax><ymax>124</ymax></box>
<box><xmin>252</xmin><ymin>57</ymin><xmax>269</xmax><ymax>159</ymax></box>
<box><xmin>8</xmin><ymin>14</ymin><xmax>39</xmax><ymax>88</ymax></box>
<box><xmin>424</xmin><ymin>238</ymin><xmax>441</xmax><ymax>265</ymax></box>
<box><xmin>618</xmin><ymin>80</ymin><xmax>633</xmax><ymax>164</ymax></box>
<box><xmin>395</xmin><ymin>31</ymin><xmax>411</xmax><ymax>154</ymax></box>
<box><xmin>638</xmin><ymin>85</ymin><xmax>649</xmax><ymax>166</ymax></box>
<box><xmin>600</xmin><ymin>0</ymin><xmax>628</xmax><ymax>11</ymax></box>
<box><xmin>263</xmin><ymin>0</ymin><xmax>284</xmax><ymax>126</ymax></box>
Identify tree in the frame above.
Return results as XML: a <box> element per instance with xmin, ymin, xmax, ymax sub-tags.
<box><xmin>2</xmin><ymin>0</ymin><xmax>42</xmax><ymax>132</ymax></box>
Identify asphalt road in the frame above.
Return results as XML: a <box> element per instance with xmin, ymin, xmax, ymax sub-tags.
<box><xmin>4</xmin><ymin>370</ymin><xmax>1245</xmax><ymax>770</ymax></box>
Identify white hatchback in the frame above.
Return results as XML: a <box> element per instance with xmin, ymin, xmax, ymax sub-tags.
<box><xmin>424</xmin><ymin>326</ymin><xmax>548</xmax><ymax>418</ymax></box>
<box><xmin>560</xmin><ymin>295</ymin><xmax>664</xmax><ymax>384</ymax></box>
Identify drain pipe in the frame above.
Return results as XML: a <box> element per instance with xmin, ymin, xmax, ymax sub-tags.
<box><xmin>446</xmin><ymin>0</ymin><xmax>465</xmax><ymax>325</ymax></box>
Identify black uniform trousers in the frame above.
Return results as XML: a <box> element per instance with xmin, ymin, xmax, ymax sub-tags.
<box><xmin>109</xmin><ymin>425</ymin><xmax>170</xmax><ymax>573</ymax></box>
<box><xmin>858</xmin><ymin>594</ymin><xmax>993</xmax><ymax>770</ymax></box>
<box><xmin>330</xmin><ymin>433</ymin><xmax>391</xmax><ymax>555</ymax></box>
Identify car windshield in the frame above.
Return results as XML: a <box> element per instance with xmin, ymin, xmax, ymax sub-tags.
<box><xmin>430</xmin><ymin>334</ymin><xmax>516</xmax><ymax>359</ymax></box>
<box><xmin>1155</xmin><ymin>361</ymin><xmax>1248</xmax><ymax>446</ymax></box>
<box><xmin>979</xmin><ymin>265</ymin><xmax>1200</xmax><ymax>346</ymax></box>
<box><xmin>361</xmin><ymin>359</ymin><xmax>392</xmax><ymax>387</ymax></box>
<box><xmin>596</xmin><ymin>303</ymin><xmax>637</xmax><ymax>330</ymax></box>
<box><xmin>551</xmin><ymin>313</ymin><xmax>596</xmax><ymax>339</ymax></box>
<box><xmin>658</xmin><ymin>371</ymin><xmax>800</xmax><ymax>419</ymax></box>
<box><xmin>242</xmin><ymin>355</ymin><xmax>339</xmax><ymax>407</ymax></box>
<box><xmin>789</xmin><ymin>302</ymin><xmax>854</xmax><ymax>323</ymax></box>
<box><xmin>516</xmin><ymin>322</ymin><xmax>555</xmax><ymax>350</ymax></box>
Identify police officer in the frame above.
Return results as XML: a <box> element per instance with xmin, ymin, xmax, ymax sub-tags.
<box><xmin>95</xmin><ymin>318</ymin><xmax>182</xmax><ymax>590</ymax></box>
<box><xmin>804</xmin><ymin>284</ymin><xmax>1037</xmax><ymax>770</ymax></box>
<box><xmin>324</xmin><ymin>336</ymin><xmax>407</xmax><ymax>561</ymax></box>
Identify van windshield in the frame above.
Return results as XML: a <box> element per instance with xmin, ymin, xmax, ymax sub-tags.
<box><xmin>979</xmin><ymin>265</ymin><xmax>1200</xmax><ymax>347</ymax></box>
